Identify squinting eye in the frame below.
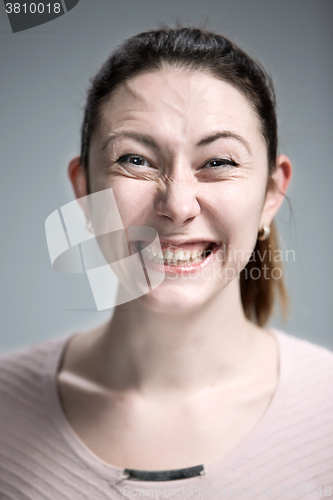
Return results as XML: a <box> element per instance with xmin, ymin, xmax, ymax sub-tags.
<box><xmin>205</xmin><ymin>158</ymin><xmax>238</xmax><ymax>168</ymax></box>
<box><xmin>117</xmin><ymin>154</ymin><xmax>150</xmax><ymax>167</ymax></box>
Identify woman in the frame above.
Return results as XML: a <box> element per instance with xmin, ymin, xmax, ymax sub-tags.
<box><xmin>1</xmin><ymin>28</ymin><xmax>333</xmax><ymax>499</ymax></box>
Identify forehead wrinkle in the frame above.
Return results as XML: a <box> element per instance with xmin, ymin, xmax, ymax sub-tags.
<box><xmin>125</xmin><ymin>70</ymin><xmax>203</xmax><ymax>118</ymax></box>
<box><xmin>120</xmin><ymin>78</ymin><xmax>161</xmax><ymax>112</ymax></box>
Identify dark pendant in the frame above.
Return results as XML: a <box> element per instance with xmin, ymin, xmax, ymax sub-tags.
<box><xmin>123</xmin><ymin>464</ymin><xmax>205</xmax><ymax>481</ymax></box>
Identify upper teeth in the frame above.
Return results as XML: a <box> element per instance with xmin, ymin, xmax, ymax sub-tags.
<box><xmin>140</xmin><ymin>245</ymin><xmax>205</xmax><ymax>264</ymax></box>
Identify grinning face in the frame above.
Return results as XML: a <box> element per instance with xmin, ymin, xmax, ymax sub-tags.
<box><xmin>87</xmin><ymin>68</ymin><xmax>280</xmax><ymax>314</ymax></box>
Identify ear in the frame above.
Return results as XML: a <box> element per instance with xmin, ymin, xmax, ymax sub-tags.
<box><xmin>67</xmin><ymin>156</ymin><xmax>91</xmax><ymax>217</ymax></box>
<box><xmin>68</xmin><ymin>156</ymin><xmax>88</xmax><ymax>198</ymax></box>
<box><xmin>260</xmin><ymin>154</ymin><xmax>292</xmax><ymax>227</ymax></box>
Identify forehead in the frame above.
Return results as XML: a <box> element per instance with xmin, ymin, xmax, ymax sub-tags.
<box><xmin>97</xmin><ymin>68</ymin><xmax>265</xmax><ymax>151</ymax></box>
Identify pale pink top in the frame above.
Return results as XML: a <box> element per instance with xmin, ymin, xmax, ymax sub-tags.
<box><xmin>1</xmin><ymin>329</ymin><xmax>333</xmax><ymax>499</ymax></box>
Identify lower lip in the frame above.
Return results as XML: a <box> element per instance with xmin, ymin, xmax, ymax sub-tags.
<box><xmin>142</xmin><ymin>244</ymin><xmax>222</xmax><ymax>275</ymax></box>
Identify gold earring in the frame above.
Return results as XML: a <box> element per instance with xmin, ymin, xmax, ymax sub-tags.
<box><xmin>86</xmin><ymin>218</ymin><xmax>94</xmax><ymax>234</ymax></box>
<box><xmin>258</xmin><ymin>225</ymin><xmax>270</xmax><ymax>241</ymax></box>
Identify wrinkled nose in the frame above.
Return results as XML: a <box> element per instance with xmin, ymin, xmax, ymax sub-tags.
<box><xmin>154</xmin><ymin>176</ymin><xmax>201</xmax><ymax>226</ymax></box>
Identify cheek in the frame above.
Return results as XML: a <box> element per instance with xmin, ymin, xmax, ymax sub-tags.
<box><xmin>109</xmin><ymin>179</ymin><xmax>156</xmax><ymax>226</ymax></box>
<box><xmin>207</xmin><ymin>180</ymin><xmax>266</xmax><ymax>244</ymax></box>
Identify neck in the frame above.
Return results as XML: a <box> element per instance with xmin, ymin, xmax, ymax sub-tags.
<box><xmin>93</xmin><ymin>279</ymin><xmax>263</xmax><ymax>396</ymax></box>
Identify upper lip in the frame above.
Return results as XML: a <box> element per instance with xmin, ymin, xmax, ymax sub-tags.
<box><xmin>138</xmin><ymin>238</ymin><xmax>221</xmax><ymax>245</ymax></box>
<box><xmin>160</xmin><ymin>238</ymin><xmax>220</xmax><ymax>245</ymax></box>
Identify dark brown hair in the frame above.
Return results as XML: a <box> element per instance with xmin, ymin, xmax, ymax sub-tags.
<box><xmin>80</xmin><ymin>27</ymin><xmax>288</xmax><ymax>326</ymax></box>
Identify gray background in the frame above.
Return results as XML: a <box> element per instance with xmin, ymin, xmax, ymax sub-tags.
<box><xmin>0</xmin><ymin>0</ymin><xmax>332</xmax><ymax>352</ymax></box>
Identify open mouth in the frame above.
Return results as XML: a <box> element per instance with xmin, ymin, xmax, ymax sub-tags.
<box><xmin>134</xmin><ymin>241</ymin><xmax>221</xmax><ymax>268</ymax></box>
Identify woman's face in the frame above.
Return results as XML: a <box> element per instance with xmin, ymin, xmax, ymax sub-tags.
<box><xmin>87</xmin><ymin>68</ymin><xmax>277</xmax><ymax>314</ymax></box>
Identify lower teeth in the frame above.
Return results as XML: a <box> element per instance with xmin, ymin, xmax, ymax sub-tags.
<box><xmin>142</xmin><ymin>245</ymin><xmax>213</xmax><ymax>265</ymax></box>
<box><xmin>166</xmin><ymin>259</ymin><xmax>193</xmax><ymax>266</ymax></box>
<box><xmin>164</xmin><ymin>256</ymin><xmax>205</xmax><ymax>266</ymax></box>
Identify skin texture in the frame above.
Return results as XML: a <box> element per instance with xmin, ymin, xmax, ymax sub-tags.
<box><xmin>61</xmin><ymin>68</ymin><xmax>292</xmax><ymax>469</ymax></box>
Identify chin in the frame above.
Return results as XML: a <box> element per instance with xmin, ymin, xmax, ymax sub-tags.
<box><xmin>136</xmin><ymin>281</ymin><xmax>216</xmax><ymax>315</ymax></box>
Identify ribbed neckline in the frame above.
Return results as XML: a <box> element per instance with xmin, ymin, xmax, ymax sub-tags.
<box><xmin>43</xmin><ymin>328</ymin><xmax>294</xmax><ymax>487</ymax></box>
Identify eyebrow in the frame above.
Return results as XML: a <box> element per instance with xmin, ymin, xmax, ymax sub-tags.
<box><xmin>101</xmin><ymin>130</ymin><xmax>251</xmax><ymax>154</ymax></box>
<box><xmin>196</xmin><ymin>131</ymin><xmax>252</xmax><ymax>154</ymax></box>
<box><xmin>101</xmin><ymin>132</ymin><xmax>159</xmax><ymax>152</ymax></box>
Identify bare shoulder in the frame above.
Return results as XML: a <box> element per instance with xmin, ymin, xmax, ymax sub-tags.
<box><xmin>57</xmin><ymin>323</ymin><xmax>107</xmax><ymax>378</ymax></box>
